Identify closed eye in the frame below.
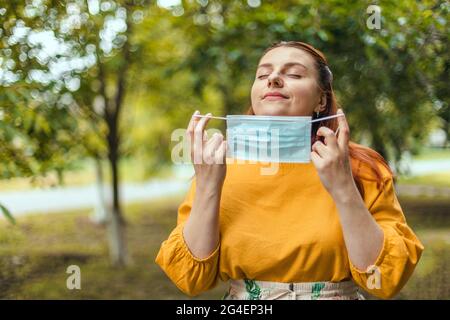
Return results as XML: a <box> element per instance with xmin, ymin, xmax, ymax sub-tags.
<box><xmin>288</xmin><ymin>74</ymin><xmax>302</xmax><ymax>79</ymax></box>
<box><xmin>257</xmin><ymin>75</ymin><xmax>269</xmax><ymax>80</ymax></box>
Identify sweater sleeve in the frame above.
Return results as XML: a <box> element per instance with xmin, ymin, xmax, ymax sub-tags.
<box><xmin>155</xmin><ymin>178</ymin><xmax>221</xmax><ymax>296</ymax></box>
<box><xmin>349</xmin><ymin>173</ymin><xmax>424</xmax><ymax>299</ymax></box>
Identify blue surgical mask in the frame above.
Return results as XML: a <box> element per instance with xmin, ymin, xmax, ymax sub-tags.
<box><xmin>226</xmin><ymin>115</ymin><xmax>312</xmax><ymax>163</ymax></box>
<box><xmin>194</xmin><ymin>113</ymin><xmax>343</xmax><ymax>163</ymax></box>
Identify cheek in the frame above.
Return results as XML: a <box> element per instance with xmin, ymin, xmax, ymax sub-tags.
<box><xmin>290</xmin><ymin>80</ymin><xmax>319</xmax><ymax>103</ymax></box>
<box><xmin>250</xmin><ymin>82</ymin><xmax>260</xmax><ymax>104</ymax></box>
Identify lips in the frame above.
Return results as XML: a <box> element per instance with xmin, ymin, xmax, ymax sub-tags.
<box><xmin>263</xmin><ymin>92</ymin><xmax>289</xmax><ymax>99</ymax></box>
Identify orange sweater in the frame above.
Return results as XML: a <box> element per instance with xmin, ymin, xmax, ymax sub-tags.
<box><xmin>155</xmin><ymin>158</ymin><xmax>424</xmax><ymax>299</ymax></box>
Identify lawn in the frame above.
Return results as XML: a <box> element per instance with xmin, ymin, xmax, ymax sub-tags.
<box><xmin>411</xmin><ymin>147</ymin><xmax>450</xmax><ymax>161</ymax></box>
<box><xmin>0</xmin><ymin>195</ymin><xmax>227</xmax><ymax>299</ymax></box>
<box><xmin>0</xmin><ymin>194</ymin><xmax>448</xmax><ymax>299</ymax></box>
<box><xmin>0</xmin><ymin>158</ymin><xmax>174</xmax><ymax>192</ymax></box>
<box><xmin>398</xmin><ymin>171</ymin><xmax>450</xmax><ymax>188</ymax></box>
<box><xmin>396</xmin><ymin>146</ymin><xmax>450</xmax><ymax>188</ymax></box>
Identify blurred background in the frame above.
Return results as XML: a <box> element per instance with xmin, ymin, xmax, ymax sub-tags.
<box><xmin>0</xmin><ymin>0</ymin><xmax>448</xmax><ymax>299</ymax></box>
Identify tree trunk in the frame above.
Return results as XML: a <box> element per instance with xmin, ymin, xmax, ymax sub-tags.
<box><xmin>107</xmin><ymin>145</ymin><xmax>128</xmax><ymax>267</ymax></box>
<box><xmin>100</xmin><ymin>7</ymin><xmax>132</xmax><ymax>267</ymax></box>
<box><xmin>371</xmin><ymin>131</ymin><xmax>389</xmax><ymax>160</ymax></box>
<box><xmin>91</xmin><ymin>157</ymin><xmax>108</xmax><ymax>224</ymax></box>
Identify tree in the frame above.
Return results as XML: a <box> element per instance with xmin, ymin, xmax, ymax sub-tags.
<box><xmin>1</xmin><ymin>0</ymin><xmax>152</xmax><ymax>266</ymax></box>
<box><xmin>167</xmin><ymin>0</ymin><xmax>449</xmax><ymax>167</ymax></box>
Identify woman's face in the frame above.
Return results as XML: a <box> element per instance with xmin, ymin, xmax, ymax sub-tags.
<box><xmin>251</xmin><ymin>46</ymin><xmax>325</xmax><ymax>116</ymax></box>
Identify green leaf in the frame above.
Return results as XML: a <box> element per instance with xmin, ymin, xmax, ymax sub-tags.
<box><xmin>0</xmin><ymin>203</ymin><xmax>16</xmax><ymax>225</ymax></box>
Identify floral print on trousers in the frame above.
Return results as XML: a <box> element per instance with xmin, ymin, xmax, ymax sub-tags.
<box><xmin>222</xmin><ymin>279</ymin><xmax>365</xmax><ymax>300</ymax></box>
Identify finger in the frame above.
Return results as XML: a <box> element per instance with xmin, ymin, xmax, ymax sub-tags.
<box><xmin>194</xmin><ymin>112</ymin><xmax>212</xmax><ymax>134</ymax></box>
<box><xmin>187</xmin><ymin>110</ymin><xmax>200</xmax><ymax>138</ymax></box>
<box><xmin>193</xmin><ymin>113</ymin><xmax>212</xmax><ymax>164</ymax></box>
<box><xmin>316</xmin><ymin>126</ymin><xmax>338</xmax><ymax>151</ymax></box>
<box><xmin>187</xmin><ymin>110</ymin><xmax>200</xmax><ymax>152</ymax></box>
<box><xmin>334</xmin><ymin>127</ymin><xmax>340</xmax><ymax>136</ymax></box>
<box><xmin>310</xmin><ymin>151</ymin><xmax>325</xmax><ymax>167</ymax></box>
<box><xmin>194</xmin><ymin>113</ymin><xmax>212</xmax><ymax>142</ymax></box>
<box><xmin>312</xmin><ymin>140</ymin><xmax>330</xmax><ymax>157</ymax></box>
<box><xmin>205</xmin><ymin>133</ymin><xmax>223</xmax><ymax>164</ymax></box>
<box><xmin>206</xmin><ymin>132</ymin><xmax>224</xmax><ymax>147</ymax></box>
<box><xmin>336</xmin><ymin>109</ymin><xmax>350</xmax><ymax>149</ymax></box>
<box><xmin>204</xmin><ymin>133</ymin><xmax>223</xmax><ymax>163</ymax></box>
<box><xmin>214</xmin><ymin>140</ymin><xmax>227</xmax><ymax>164</ymax></box>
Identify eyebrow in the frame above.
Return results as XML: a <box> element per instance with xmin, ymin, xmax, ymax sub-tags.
<box><xmin>257</xmin><ymin>62</ymin><xmax>308</xmax><ymax>70</ymax></box>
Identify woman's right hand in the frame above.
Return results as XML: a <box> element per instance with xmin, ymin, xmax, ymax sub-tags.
<box><xmin>183</xmin><ymin>111</ymin><xmax>225</xmax><ymax>259</ymax></box>
<box><xmin>187</xmin><ymin>110</ymin><xmax>227</xmax><ymax>192</ymax></box>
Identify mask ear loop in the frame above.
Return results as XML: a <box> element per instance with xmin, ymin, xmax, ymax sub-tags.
<box><xmin>310</xmin><ymin>113</ymin><xmax>344</xmax><ymax>136</ymax></box>
<box><xmin>193</xmin><ymin>114</ymin><xmax>227</xmax><ymax>120</ymax></box>
<box><xmin>193</xmin><ymin>113</ymin><xmax>343</xmax><ymax>135</ymax></box>
<box><xmin>310</xmin><ymin>113</ymin><xmax>344</xmax><ymax>123</ymax></box>
<box><xmin>194</xmin><ymin>114</ymin><xmax>345</xmax><ymax>122</ymax></box>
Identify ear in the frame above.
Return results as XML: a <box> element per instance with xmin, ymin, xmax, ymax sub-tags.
<box><xmin>315</xmin><ymin>92</ymin><xmax>327</xmax><ymax>113</ymax></box>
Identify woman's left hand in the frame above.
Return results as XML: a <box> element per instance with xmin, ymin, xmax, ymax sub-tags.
<box><xmin>311</xmin><ymin>109</ymin><xmax>355</xmax><ymax>199</ymax></box>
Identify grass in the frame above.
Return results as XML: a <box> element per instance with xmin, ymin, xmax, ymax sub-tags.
<box><xmin>3</xmin><ymin>146</ymin><xmax>449</xmax><ymax>192</ymax></box>
<box><xmin>0</xmin><ymin>194</ymin><xmax>448</xmax><ymax>299</ymax></box>
<box><xmin>411</xmin><ymin>147</ymin><xmax>450</xmax><ymax>161</ymax></box>
<box><xmin>395</xmin><ymin>146</ymin><xmax>450</xmax><ymax>188</ymax></box>
<box><xmin>1</xmin><ymin>147</ymin><xmax>448</xmax><ymax>192</ymax></box>
<box><xmin>0</xmin><ymin>195</ymin><xmax>227</xmax><ymax>299</ymax></box>
<box><xmin>395</xmin><ymin>229</ymin><xmax>450</xmax><ymax>299</ymax></box>
<box><xmin>393</xmin><ymin>196</ymin><xmax>450</xmax><ymax>299</ymax></box>
<box><xmin>0</xmin><ymin>158</ymin><xmax>174</xmax><ymax>192</ymax></box>
<box><xmin>398</xmin><ymin>170</ymin><xmax>450</xmax><ymax>188</ymax></box>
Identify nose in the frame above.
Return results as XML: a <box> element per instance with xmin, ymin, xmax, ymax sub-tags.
<box><xmin>267</xmin><ymin>72</ymin><xmax>283</xmax><ymax>88</ymax></box>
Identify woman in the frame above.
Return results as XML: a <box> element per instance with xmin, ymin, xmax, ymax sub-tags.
<box><xmin>155</xmin><ymin>41</ymin><xmax>424</xmax><ymax>300</ymax></box>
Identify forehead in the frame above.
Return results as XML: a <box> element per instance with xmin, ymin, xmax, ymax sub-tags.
<box><xmin>258</xmin><ymin>46</ymin><xmax>316</xmax><ymax>68</ymax></box>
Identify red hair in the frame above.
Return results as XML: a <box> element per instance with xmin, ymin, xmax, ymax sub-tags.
<box><xmin>247</xmin><ymin>41</ymin><xmax>393</xmax><ymax>197</ymax></box>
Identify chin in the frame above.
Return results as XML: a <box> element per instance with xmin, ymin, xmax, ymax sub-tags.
<box><xmin>254</xmin><ymin>104</ymin><xmax>291</xmax><ymax>116</ymax></box>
